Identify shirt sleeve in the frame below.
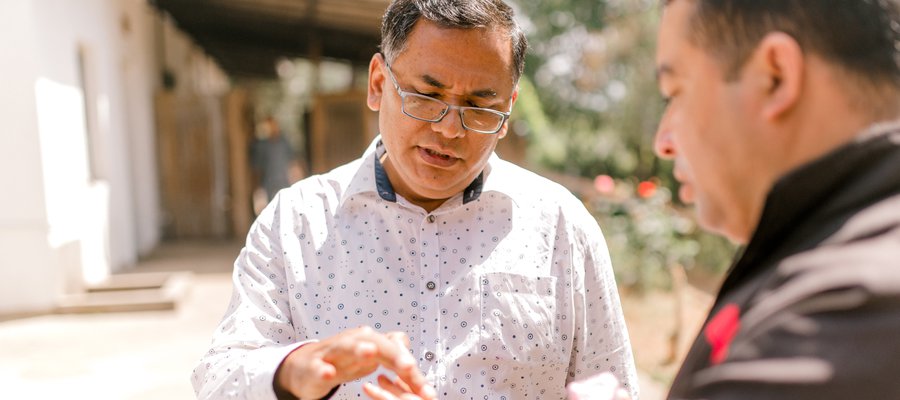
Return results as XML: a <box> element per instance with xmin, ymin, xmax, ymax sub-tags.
<box><xmin>191</xmin><ymin>193</ymin><xmax>309</xmax><ymax>400</ymax></box>
<box><xmin>567</xmin><ymin>204</ymin><xmax>640</xmax><ymax>400</ymax></box>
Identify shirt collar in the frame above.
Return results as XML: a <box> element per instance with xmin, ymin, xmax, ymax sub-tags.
<box><xmin>341</xmin><ymin>136</ymin><xmax>488</xmax><ymax>206</ymax></box>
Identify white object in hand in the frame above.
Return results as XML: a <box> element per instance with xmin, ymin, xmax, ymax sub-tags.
<box><xmin>567</xmin><ymin>372</ymin><xmax>632</xmax><ymax>400</ymax></box>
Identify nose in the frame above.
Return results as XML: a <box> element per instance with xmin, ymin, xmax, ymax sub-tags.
<box><xmin>431</xmin><ymin>107</ymin><xmax>466</xmax><ymax>139</ymax></box>
<box><xmin>654</xmin><ymin>110</ymin><xmax>676</xmax><ymax>160</ymax></box>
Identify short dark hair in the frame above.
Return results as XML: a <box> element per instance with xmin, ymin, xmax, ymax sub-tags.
<box><xmin>380</xmin><ymin>0</ymin><xmax>528</xmax><ymax>84</ymax></box>
<box><xmin>676</xmin><ymin>0</ymin><xmax>900</xmax><ymax>90</ymax></box>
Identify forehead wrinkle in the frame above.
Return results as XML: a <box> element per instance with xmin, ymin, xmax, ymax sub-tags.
<box><xmin>421</xmin><ymin>74</ymin><xmax>446</xmax><ymax>89</ymax></box>
<box><xmin>472</xmin><ymin>89</ymin><xmax>498</xmax><ymax>99</ymax></box>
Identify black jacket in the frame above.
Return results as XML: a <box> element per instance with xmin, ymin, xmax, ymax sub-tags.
<box><xmin>668</xmin><ymin>123</ymin><xmax>900</xmax><ymax>399</ymax></box>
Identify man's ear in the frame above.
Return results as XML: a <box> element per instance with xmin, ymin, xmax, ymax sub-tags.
<box><xmin>747</xmin><ymin>32</ymin><xmax>804</xmax><ymax>121</ymax></box>
<box><xmin>367</xmin><ymin>53</ymin><xmax>386</xmax><ymax>112</ymax></box>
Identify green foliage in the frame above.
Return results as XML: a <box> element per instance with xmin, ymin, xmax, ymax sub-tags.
<box><xmin>589</xmin><ymin>185</ymin><xmax>736</xmax><ymax>292</ymax></box>
<box><xmin>514</xmin><ymin>1</ymin><xmax>670</xmax><ymax>182</ymax></box>
<box><xmin>511</xmin><ymin>0</ymin><xmax>737</xmax><ymax>290</ymax></box>
<box><xmin>517</xmin><ymin>1</ymin><xmax>607</xmax><ymax>39</ymax></box>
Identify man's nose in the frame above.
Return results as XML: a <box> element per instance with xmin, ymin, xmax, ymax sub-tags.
<box><xmin>654</xmin><ymin>114</ymin><xmax>676</xmax><ymax>159</ymax></box>
<box><xmin>431</xmin><ymin>108</ymin><xmax>466</xmax><ymax>139</ymax></box>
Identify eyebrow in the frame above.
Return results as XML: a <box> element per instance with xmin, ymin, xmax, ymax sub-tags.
<box><xmin>421</xmin><ymin>74</ymin><xmax>498</xmax><ymax>99</ymax></box>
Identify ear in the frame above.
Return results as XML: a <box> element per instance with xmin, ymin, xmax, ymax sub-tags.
<box><xmin>746</xmin><ymin>32</ymin><xmax>804</xmax><ymax>121</ymax></box>
<box><xmin>496</xmin><ymin>86</ymin><xmax>519</xmax><ymax>139</ymax></box>
<box><xmin>367</xmin><ymin>53</ymin><xmax>387</xmax><ymax>112</ymax></box>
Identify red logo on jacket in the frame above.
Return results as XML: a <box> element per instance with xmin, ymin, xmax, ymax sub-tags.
<box><xmin>703</xmin><ymin>303</ymin><xmax>741</xmax><ymax>365</ymax></box>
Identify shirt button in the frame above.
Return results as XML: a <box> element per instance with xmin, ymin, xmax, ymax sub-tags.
<box><xmin>427</xmin><ymin>215</ymin><xmax>436</xmax><ymax>223</ymax></box>
<box><xmin>426</xmin><ymin>281</ymin><xmax>436</xmax><ymax>290</ymax></box>
<box><xmin>424</xmin><ymin>351</ymin><xmax>435</xmax><ymax>361</ymax></box>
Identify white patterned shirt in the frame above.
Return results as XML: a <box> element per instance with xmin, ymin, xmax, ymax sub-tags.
<box><xmin>192</xmin><ymin>138</ymin><xmax>638</xmax><ymax>400</ymax></box>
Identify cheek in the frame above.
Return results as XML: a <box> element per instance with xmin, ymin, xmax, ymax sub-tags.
<box><xmin>381</xmin><ymin>115</ymin><xmax>419</xmax><ymax>143</ymax></box>
<box><xmin>673</xmin><ymin>98</ymin><xmax>727</xmax><ymax>160</ymax></box>
<box><xmin>472</xmin><ymin>136</ymin><xmax>500</xmax><ymax>159</ymax></box>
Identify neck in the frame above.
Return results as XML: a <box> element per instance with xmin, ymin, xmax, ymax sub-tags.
<box><xmin>775</xmin><ymin>66</ymin><xmax>892</xmax><ymax>187</ymax></box>
<box><xmin>381</xmin><ymin>154</ymin><xmax>449</xmax><ymax>213</ymax></box>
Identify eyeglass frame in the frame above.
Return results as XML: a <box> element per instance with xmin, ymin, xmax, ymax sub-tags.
<box><xmin>383</xmin><ymin>62</ymin><xmax>513</xmax><ymax>135</ymax></box>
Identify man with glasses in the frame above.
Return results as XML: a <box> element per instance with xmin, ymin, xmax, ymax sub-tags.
<box><xmin>192</xmin><ymin>1</ymin><xmax>638</xmax><ymax>399</ymax></box>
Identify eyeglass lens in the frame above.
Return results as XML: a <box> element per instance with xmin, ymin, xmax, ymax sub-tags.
<box><xmin>403</xmin><ymin>94</ymin><xmax>504</xmax><ymax>133</ymax></box>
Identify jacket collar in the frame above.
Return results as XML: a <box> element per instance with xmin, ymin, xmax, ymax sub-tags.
<box><xmin>717</xmin><ymin>120</ymin><xmax>900</xmax><ymax>300</ymax></box>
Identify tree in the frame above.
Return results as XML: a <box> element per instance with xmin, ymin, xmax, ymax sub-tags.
<box><xmin>513</xmin><ymin>0</ymin><xmax>668</xmax><ymax>183</ymax></box>
<box><xmin>511</xmin><ymin>0</ymin><xmax>735</xmax><ymax>290</ymax></box>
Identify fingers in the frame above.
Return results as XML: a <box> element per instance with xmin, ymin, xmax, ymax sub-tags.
<box><xmin>309</xmin><ymin>357</ymin><xmax>337</xmax><ymax>381</ymax></box>
<box><xmin>386</xmin><ymin>331</ymin><xmax>411</xmax><ymax>349</ymax></box>
<box><xmin>363</xmin><ymin>382</ymin><xmax>399</xmax><ymax>400</ymax></box>
<box><xmin>350</xmin><ymin>331</ymin><xmax>417</xmax><ymax>376</ymax></box>
<box><xmin>318</xmin><ymin>331</ymin><xmax>415</xmax><ymax>385</ymax></box>
<box><xmin>359</xmin><ymin>330</ymin><xmax>415</xmax><ymax>368</ymax></box>
<box><xmin>381</xmin><ymin>375</ymin><xmax>433</xmax><ymax>400</ymax></box>
<box><xmin>362</xmin><ymin>375</ymin><xmax>422</xmax><ymax>400</ymax></box>
<box><xmin>381</xmin><ymin>374</ymin><xmax>413</xmax><ymax>393</ymax></box>
<box><xmin>373</xmin><ymin>374</ymin><xmax>413</xmax><ymax>397</ymax></box>
<box><xmin>566</xmin><ymin>372</ymin><xmax>631</xmax><ymax>400</ymax></box>
<box><xmin>352</xmin><ymin>331</ymin><xmax>434</xmax><ymax>400</ymax></box>
<box><xmin>277</xmin><ymin>344</ymin><xmax>342</xmax><ymax>399</ymax></box>
<box><xmin>365</xmin><ymin>344</ymin><xmax>432</xmax><ymax>399</ymax></box>
<box><xmin>280</xmin><ymin>327</ymin><xmax>434</xmax><ymax>400</ymax></box>
<box><xmin>354</xmin><ymin>340</ymin><xmax>379</xmax><ymax>359</ymax></box>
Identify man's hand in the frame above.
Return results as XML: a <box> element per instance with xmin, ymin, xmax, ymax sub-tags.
<box><xmin>363</xmin><ymin>374</ymin><xmax>428</xmax><ymax>400</ymax></box>
<box><xmin>359</xmin><ymin>371</ymin><xmax>634</xmax><ymax>400</ymax></box>
<box><xmin>275</xmin><ymin>327</ymin><xmax>436</xmax><ymax>400</ymax></box>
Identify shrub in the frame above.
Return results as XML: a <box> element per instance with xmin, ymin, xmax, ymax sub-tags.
<box><xmin>589</xmin><ymin>180</ymin><xmax>736</xmax><ymax>292</ymax></box>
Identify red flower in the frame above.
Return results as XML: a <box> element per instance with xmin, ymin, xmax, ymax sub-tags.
<box><xmin>637</xmin><ymin>180</ymin><xmax>657</xmax><ymax>198</ymax></box>
<box><xmin>704</xmin><ymin>303</ymin><xmax>741</xmax><ymax>365</ymax></box>
<box><xmin>594</xmin><ymin>175</ymin><xmax>615</xmax><ymax>194</ymax></box>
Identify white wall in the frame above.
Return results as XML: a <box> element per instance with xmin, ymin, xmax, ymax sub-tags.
<box><xmin>28</xmin><ymin>0</ymin><xmax>136</xmax><ymax>281</ymax></box>
<box><xmin>0</xmin><ymin>1</ymin><xmax>60</xmax><ymax>313</ymax></box>
<box><xmin>121</xmin><ymin>0</ymin><xmax>164</xmax><ymax>257</ymax></box>
<box><xmin>0</xmin><ymin>0</ymin><xmax>230</xmax><ymax>314</ymax></box>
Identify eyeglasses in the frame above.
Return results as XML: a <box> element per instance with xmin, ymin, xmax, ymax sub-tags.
<box><xmin>384</xmin><ymin>63</ymin><xmax>512</xmax><ymax>134</ymax></box>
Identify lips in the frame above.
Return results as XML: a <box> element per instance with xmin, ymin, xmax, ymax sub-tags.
<box><xmin>418</xmin><ymin>146</ymin><xmax>459</xmax><ymax>168</ymax></box>
<box><xmin>673</xmin><ymin>167</ymin><xmax>695</xmax><ymax>204</ymax></box>
<box><xmin>424</xmin><ymin>147</ymin><xmax>453</xmax><ymax>160</ymax></box>
<box><xmin>679</xmin><ymin>184</ymin><xmax>695</xmax><ymax>204</ymax></box>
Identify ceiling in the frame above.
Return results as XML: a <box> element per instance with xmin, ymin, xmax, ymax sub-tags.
<box><xmin>151</xmin><ymin>0</ymin><xmax>391</xmax><ymax>78</ymax></box>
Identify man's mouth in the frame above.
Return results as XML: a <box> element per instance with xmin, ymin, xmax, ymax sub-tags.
<box><xmin>672</xmin><ymin>167</ymin><xmax>695</xmax><ymax>204</ymax></box>
<box><xmin>418</xmin><ymin>146</ymin><xmax>459</xmax><ymax>167</ymax></box>
<box><xmin>423</xmin><ymin>147</ymin><xmax>454</xmax><ymax>160</ymax></box>
<box><xmin>679</xmin><ymin>183</ymin><xmax>695</xmax><ymax>204</ymax></box>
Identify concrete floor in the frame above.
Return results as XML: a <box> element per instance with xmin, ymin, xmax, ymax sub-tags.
<box><xmin>0</xmin><ymin>240</ymin><xmax>667</xmax><ymax>400</ymax></box>
<box><xmin>0</xmin><ymin>241</ymin><xmax>241</xmax><ymax>400</ymax></box>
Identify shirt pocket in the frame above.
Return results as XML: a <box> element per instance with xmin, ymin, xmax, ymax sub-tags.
<box><xmin>478</xmin><ymin>272</ymin><xmax>565</xmax><ymax>365</ymax></box>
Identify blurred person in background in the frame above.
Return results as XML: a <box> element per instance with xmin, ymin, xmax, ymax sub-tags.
<box><xmin>569</xmin><ymin>0</ymin><xmax>900</xmax><ymax>399</ymax></box>
<box><xmin>192</xmin><ymin>0</ymin><xmax>638</xmax><ymax>399</ymax></box>
<box><xmin>251</xmin><ymin>115</ymin><xmax>303</xmax><ymax>204</ymax></box>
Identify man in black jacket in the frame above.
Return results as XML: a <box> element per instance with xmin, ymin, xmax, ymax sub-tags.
<box><xmin>651</xmin><ymin>0</ymin><xmax>900</xmax><ymax>398</ymax></box>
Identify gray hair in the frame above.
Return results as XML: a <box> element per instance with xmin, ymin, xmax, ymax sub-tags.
<box><xmin>380</xmin><ymin>0</ymin><xmax>528</xmax><ymax>83</ymax></box>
